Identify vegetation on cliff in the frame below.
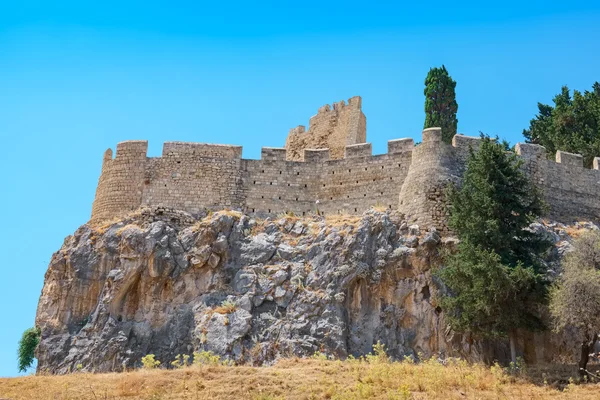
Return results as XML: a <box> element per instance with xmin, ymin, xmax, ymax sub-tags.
<box><xmin>424</xmin><ymin>65</ymin><xmax>458</xmax><ymax>143</ymax></box>
<box><xmin>523</xmin><ymin>82</ymin><xmax>600</xmax><ymax>168</ymax></box>
<box><xmin>439</xmin><ymin>135</ymin><xmax>550</xmax><ymax>363</ymax></box>
<box><xmin>550</xmin><ymin>231</ymin><xmax>600</xmax><ymax>379</ymax></box>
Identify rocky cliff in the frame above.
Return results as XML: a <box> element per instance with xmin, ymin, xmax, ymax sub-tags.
<box><xmin>35</xmin><ymin>208</ymin><xmax>590</xmax><ymax>373</ymax></box>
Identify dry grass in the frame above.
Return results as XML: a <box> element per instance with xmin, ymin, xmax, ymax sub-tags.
<box><xmin>564</xmin><ymin>225</ymin><xmax>587</xmax><ymax>238</ymax></box>
<box><xmin>2</xmin><ymin>358</ymin><xmax>599</xmax><ymax>400</ymax></box>
<box><xmin>324</xmin><ymin>214</ymin><xmax>362</xmax><ymax>228</ymax></box>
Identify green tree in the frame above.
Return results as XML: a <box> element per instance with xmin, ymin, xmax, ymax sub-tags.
<box><xmin>17</xmin><ymin>327</ymin><xmax>40</xmax><ymax>372</ymax></box>
<box><xmin>438</xmin><ymin>135</ymin><xmax>550</xmax><ymax>364</ymax></box>
<box><xmin>424</xmin><ymin>65</ymin><xmax>458</xmax><ymax>143</ymax></box>
<box><xmin>523</xmin><ymin>82</ymin><xmax>600</xmax><ymax>168</ymax></box>
<box><xmin>550</xmin><ymin>231</ymin><xmax>600</xmax><ymax>379</ymax></box>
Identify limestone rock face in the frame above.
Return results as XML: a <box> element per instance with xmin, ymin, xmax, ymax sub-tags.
<box><xmin>35</xmin><ymin>208</ymin><xmax>591</xmax><ymax>374</ymax></box>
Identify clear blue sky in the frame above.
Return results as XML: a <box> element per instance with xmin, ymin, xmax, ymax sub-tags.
<box><xmin>1</xmin><ymin>0</ymin><xmax>599</xmax><ymax>377</ymax></box>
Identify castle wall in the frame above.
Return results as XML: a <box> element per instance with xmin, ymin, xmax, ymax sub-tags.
<box><xmin>398</xmin><ymin>130</ymin><xmax>600</xmax><ymax>232</ymax></box>
<box><xmin>141</xmin><ymin>142</ymin><xmax>245</xmax><ymax>214</ymax></box>
<box><xmin>516</xmin><ymin>145</ymin><xmax>600</xmax><ymax>222</ymax></box>
<box><xmin>91</xmin><ymin>132</ymin><xmax>600</xmax><ymax>226</ymax></box>
<box><xmin>90</xmin><ymin>139</ymin><xmax>415</xmax><ymax>221</ymax></box>
<box><xmin>242</xmin><ymin>142</ymin><xmax>413</xmax><ymax>217</ymax></box>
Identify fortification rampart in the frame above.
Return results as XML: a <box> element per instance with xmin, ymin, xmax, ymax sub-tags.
<box><xmin>398</xmin><ymin>129</ymin><xmax>600</xmax><ymax>231</ymax></box>
<box><xmin>90</xmin><ymin>98</ymin><xmax>600</xmax><ymax>228</ymax></box>
<box><xmin>91</xmin><ymin>137</ymin><xmax>415</xmax><ymax>221</ymax></box>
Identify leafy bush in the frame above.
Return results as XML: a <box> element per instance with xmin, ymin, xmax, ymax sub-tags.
<box><xmin>193</xmin><ymin>350</ymin><xmax>222</xmax><ymax>366</ymax></box>
<box><xmin>17</xmin><ymin>327</ymin><xmax>40</xmax><ymax>372</ymax></box>
<box><xmin>141</xmin><ymin>354</ymin><xmax>161</xmax><ymax>369</ymax></box>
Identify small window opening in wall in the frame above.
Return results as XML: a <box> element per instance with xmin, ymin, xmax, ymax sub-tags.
<box><xmin>177</xmin><ymin>161</ymin><xmax>181</xmax><ymax>164</ymax></box>
<box><xmin>270</xmin><ymin>182</ymin><xmax>273</xmax><ymax>185</ymax></box>
<box><xmin>349</xmin><ymin>169</ymin><xmax>351</xmax><ymax>173</ymax></box>
<box><xmin>304</xmin><ymin>184</ymin><xmax>307</xmax><ymax>188</ymax></box>
<box><xmin>262</xmin><ymin>170</ymin><xmax>264</xmax><ymax>173</ymax></box>
<box><xmin>253</xmin><ymin>181</ymin><xmax>256</xmax><ymax>184</ymax></box>
<box><xmin>347</xmin><ymin>195</ymin><xmax>350</xmax><ymax>198</ymax></box>
<box><xmin>364</xmin><ymin>194</ymin><xmax>366</xmax><ymax>197</ymax></box>
<box><xmin>252</xmin><ymin>208</ymin><xmax>255</xmax><ymax>212</ymax></box>
<box><xmin>261</xmin><ymin>196</ymin><xmax>264</xmax><ymax>199</ymax></box>
<box><xmin>398</xmin><ymin>164</ymin><xmax>401</xmax><ymax>167</ymax></box>
<box><xmin>373</xmin><ymin>179</ymin><xmax>376</xmax><ymax>182</ymax></box>
<box><xmin>390</xmin><ymin>177</ymin><xmax>393</xmax><ymax>181</ymax></box>
<box><xmin>365</xmin><ymin>167</ymin><xmax>368</xmax><ymax>171</ymax></box>
<box><xmin>302</xmin><ymin>212</ymin><xmax>306</xmax><ymax>216</ymax></box>
<box><xmin>381</xmin><ymin>192</ymin><xmax>383</xmax><ymax>195</ymax></box>
<box><xmin>323</xmin><ymin>184</ymin><xmax>326</xmax><ymax>187</ymax></box>
<box><xmin>330</xmin><ymin>197</ymin><xmax>333</xmax><ymax>200</ymax></box>
<box><xmin>356</xmin><ymin>180</ymin><xmax>359</xmax><ymax>184</ymax></box>
<box><xmin>164</xmin><ymin>184</ymin><xmax>167</xmax><ymax>187</ymax></box>
<box><xmin>332</xmin><ymin>171</ymin><xmax>335</xmax><ymax>175</ymax></box>
<box><xmin>295</xmin><ymin>197</ymin><xmax>298</xmax><ymax>201</ymax></box>
<box><xmin>381</xmin><ymin>166</ymin><xmax>384</xmax><ymax>169</ymax></box>
<box><xmin>389</xmin><ymin>205</ymin><xmax>392</xmax><ymax>209</ymax></box>
<box><xmin>268</xmin><ymin>209</ymin><xmax>271</xmax><ymax>213</ymax></box>
<box><xmin>278</xmin><ymin>196</ymin><xmax>281</xmax><ymax>200</ymax></box>
<box><xmin>288</xmin><ymin>183</ymin><xmax>290</xmax><ymax>186</ymax></box>
<box><xmin>297</xmin><ymin>172</ymin><xmax>300</xmax><ymax>175</ymax></box>
<box><xmin>340</xmin><ymin>182</ymin><xmax>342</xmax><ymax>185</ymax></box>
<box><xmin>279</xmin><ymin>171</ymin><xmax>282</xmax><ymax>174</ymax></box>
<box><xmin>354</xmin><ymin>208</ymin><xmax>357</xmax><ymax>212</ymax></box>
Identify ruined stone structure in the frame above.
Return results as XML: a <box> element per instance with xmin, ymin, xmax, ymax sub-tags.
<box><xmin>91</xmin><ymin>97</ymin><xmax>600</xmax><ymax>230</ymax></box>
<box><xmin>285</xmin><ymin>96</ymin><xmax>366</xmax><ymax>161</ymax></box>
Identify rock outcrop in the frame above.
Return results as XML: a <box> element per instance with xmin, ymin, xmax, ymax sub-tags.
<box><xmin>35</xmin><ymin>207</ymin><xmax>594</xmax><ymax>373</ymax></box>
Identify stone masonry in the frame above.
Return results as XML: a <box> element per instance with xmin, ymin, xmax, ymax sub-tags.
<box><xmin>91</xmin><ymin>98</ymin><xmax>600</xmax><ymax>230</ymax></box>
<box><xmin>284</xmin><ymin>96</ymin><xmax>366</xmax><ymax>161</ymax></box>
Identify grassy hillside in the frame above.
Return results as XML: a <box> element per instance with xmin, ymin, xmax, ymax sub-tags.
<box><xmin>1</xmin><ymin>357</ymin><xmax>598</xmax><ymax>399</ymax></box>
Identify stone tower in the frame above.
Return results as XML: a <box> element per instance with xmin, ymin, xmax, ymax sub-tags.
<box><xmin>284</xmin><ymin>96</ymin><xmax>366</xmax><ymax>161</ymax></box>
<box><xmin>397</xmin><ymin>128</ymin><xmax>459</xmax><ymax>232</ymax></box>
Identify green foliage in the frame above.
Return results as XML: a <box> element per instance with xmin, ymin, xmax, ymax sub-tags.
<box><xmin>438</xmin><ymin>136</ymin><xmax>550</xmax><ymax>339</ymax></box>
<box><xmin>424</xmin><ymin>65</ymin><xmax>458</xmax><ymax>143</ymax></box>
<box><xmin>550</xmin><ymin>231</ymin><xmax>600</xmax><ymax>341</ymax></box>
<box><xmin>170</xmin><ymin>353</ymin><xmax>191</xmax><ymax>369</ymax></box>
<box><xmin>365</xmin><ymin>341</ymin><xmax>389</xmax><ymax>364</ymax></box>
<box><xmin>192</xmin><ymin>350</ymin><xmax>222</xmax><ymax>366</ymax></box>
<box><xmin>141</xmin><ymin>354</ymin><xmax>161</xmax><ymax>369</ymax></box>
<box><xmin>17</xmin><ymin>327</ymin><xmax>40</xmax><ymax>372</ymax></box>
<box><xmin>523</xmin><ymin>82</ymin><xmax>600</xmax><ymax>168</ymax></box>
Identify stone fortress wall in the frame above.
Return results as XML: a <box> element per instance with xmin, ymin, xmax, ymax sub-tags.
<box><xmin>91</xmin><ymin>97</ymin><xmax>600</xmax><ymax>230</ymax></box>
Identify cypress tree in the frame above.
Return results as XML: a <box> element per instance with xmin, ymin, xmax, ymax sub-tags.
<box><xmin>424</xmin><ymin>65</ymin><xmax>458</xmax><ymax>143</ymax></box>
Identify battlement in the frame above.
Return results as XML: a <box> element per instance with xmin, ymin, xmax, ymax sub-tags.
<box><xmin>162</xmin><ymin>142</ymin><xmax>242</xmax><ymax>159</ymax></box>
<box><xmin>90</xmin><ymin>98</ymin><xmax>600</xmax><ymax>226</ymax></box>
<box><xmin>114</xmin><ymin>140</ymin><xmax>148</xmax><ymax>160</ymax></box>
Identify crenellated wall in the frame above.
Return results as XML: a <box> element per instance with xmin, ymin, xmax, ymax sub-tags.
<box><xmin>90</xmin><ymin>99</ymin><xmax>600</xmax><ymax>227</ymax></box>
<box><xmin>398</xmin><ymin>129</ymin><xmax>600</xmax><ymax>231</ymax></box>
<box><xmin>91</xmin><ymin>138</ymin><xmax>415</xmax><ymax>221</ymax></box>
